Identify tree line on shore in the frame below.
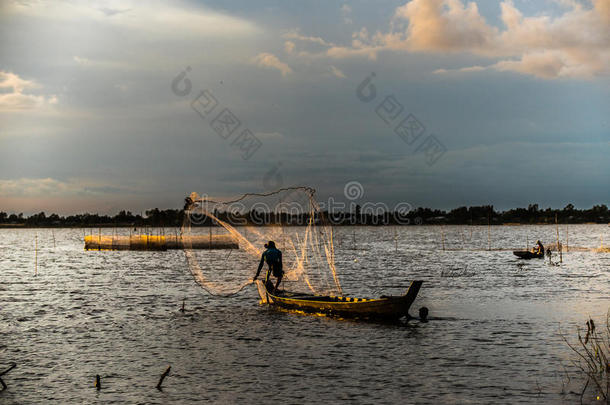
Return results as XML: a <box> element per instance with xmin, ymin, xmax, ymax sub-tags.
<box><xmin>0</xmin><ymin>204</ymin><xmax>608</xmax><ymax>227</ymax></box>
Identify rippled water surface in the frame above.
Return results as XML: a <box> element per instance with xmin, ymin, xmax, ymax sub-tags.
<box><xmin>1</xmin><ymin>225</ymin><xmax>609</xmax><ymax>404</ymax></box>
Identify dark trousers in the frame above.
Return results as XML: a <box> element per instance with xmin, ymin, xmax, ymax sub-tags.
<box><xmin>265</xmin><ymin>265</ymin><xmax>283</xmax><ymax>291</ymax></box>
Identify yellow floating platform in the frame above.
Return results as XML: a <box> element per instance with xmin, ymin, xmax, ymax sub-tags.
<box><xmin>84</xmin><ymin>235</ymin><xmax>238</xmax><ymax>251</ymax></box>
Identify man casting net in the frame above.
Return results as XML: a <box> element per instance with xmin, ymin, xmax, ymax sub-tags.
<box><xmin>181</xmin><ymin>187</ymin><xmax>342</xmax><ymax>299</ymax></box>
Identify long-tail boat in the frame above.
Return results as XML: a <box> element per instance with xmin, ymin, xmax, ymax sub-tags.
<box><xmin>513</xmin><ymin>250</ymin><xmax>544</xmax><ymax>259</ymax></box>
<box><xmin>260</xmin><ymin>280</ymin><xmax>423</xmax><ymax>320</ymax></box>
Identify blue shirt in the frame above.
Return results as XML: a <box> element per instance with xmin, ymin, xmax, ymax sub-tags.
<box><xmin>256</xmin><ymin>248</ymin><xmax>283</xmax><ymax>277</ymax></box>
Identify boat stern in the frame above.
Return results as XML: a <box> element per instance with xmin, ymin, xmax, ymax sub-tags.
<box><xmin>403</xmin><ymin>280</ymin><xmax>423</xmax><ymax>302</ymax></box>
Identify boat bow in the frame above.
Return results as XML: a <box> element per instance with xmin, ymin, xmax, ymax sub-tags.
<box><xmin>262</xmin><ymin>280</ymin><xmax>424</xmax><ymax>320</ymax></box>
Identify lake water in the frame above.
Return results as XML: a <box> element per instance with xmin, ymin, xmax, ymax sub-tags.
<box><xmin>1</xmin><ymin>225</ymin><xmax>609</xmax><ymax>404</ymax></box>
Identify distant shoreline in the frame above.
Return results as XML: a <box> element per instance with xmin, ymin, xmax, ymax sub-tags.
<box><xmin>0</xmin><ymin>222</ymin><xmax>608</xmax><ymax>229</ymax></box>
<box><xmin>1</xmin><ymin>204</ymin><xmax>608</xmax><ymax>228</ymax></box>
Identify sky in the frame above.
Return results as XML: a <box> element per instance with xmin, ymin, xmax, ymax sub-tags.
<box><xmin>0</xmin><ymin>0</ymin><xmax>609</xmax><ymax>215</ymax></box>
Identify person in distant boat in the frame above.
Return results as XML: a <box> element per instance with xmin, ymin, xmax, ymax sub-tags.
<box><xmin>534</xmin><ymin>240</ymin><xmax>544</xmax><ymax>255</ymax></box>
<box><xmin>253</xmin><ymin>241</ymin><xmax>283</xmax><ymax>292</ymax></box>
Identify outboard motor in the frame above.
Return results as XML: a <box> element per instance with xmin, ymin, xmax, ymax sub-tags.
<box><xmin>419</xmin><ymin>307</ymin><xmax>429</xmax><ymax>322</ymax></box>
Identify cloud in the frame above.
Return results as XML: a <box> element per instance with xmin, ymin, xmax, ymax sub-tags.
<box><xmin>330</xmin><ymin>65</ymin><xmax>347</xmax><ymax>78</ymax></box>
<box><xmin>281</xmin><ymin>26</ymin><xmax>380</xmax><ymax>62</ymax></box>
<box><xmin>0</xmin><ymin>71</ymin><xmax>57</xmax><ymax>111</ymax></box>
<box><xmin>73</xmin><ymin>55</ymin><xmax>131</xmax><ymax>70</ymax></box>
<box><xmin>435</xmin><ymin>50</ymin><xmax>607</xmax><ymax>79</ymax></box>
<box><xmin>326</xmin><ymin>45</ymin><xmax>379</xmax><ymax>60</ymax></box>
<box><xmin>96</xmin><ymin>6</ymin><xmax>131</xmax><ymax>17</ymax></box>
<box><xmin>393</xmin><ymin>0</ymin><xmax>497</xmax><ymax>53</ymax></box>
<box><xmin>0</xmin><ymin>71</ymin><xmax>36</xmax><ymax>92</ymax></box>
<box><xmin>6</xmin><ymin>0</ymin><xmax>260</xmax><ymax>39</ymax></box>
<box><xmin>492</xmin><ymin>51</ymin><xmax>568</xmax><ymax>79</ymax></box>
<box><xmin>284</xmin><ymin>40</ymin><xmax>296</xmax><ymax>54</ymax></box>
<box><xmin>283</xmin><ymin>29</ymin><xmax>334</xmax><ymax>47</ymax></box>
<box><xmin>73</xmin><ymin>56</ymin><xmax>90</xmax><ymax>66</ymax></box>
<box><xmin>323</xmin><ymin>27</ymin><xmax>380</xmax><ymax>60</ymax></box>
<box><xmin>596</xmin><ymin>0</ymin><xmax>610</xmax><ymax>23</ymax></box>
<box><xmin>113</xmin><ymin>83</ymin><xmax>129</xmax><ymax>92</ymax></box>
<box><xmin>300</xmin><ymin>0</ymin><xmax>610</xmax><ymax>79</ymax></box>
<box><xmin>0</xmin><ymin>93</ymin><xmax>47</xmax><ymax>110</ymax></box>
<box><xmin>433</xmin><ymin>65</ymin><xmax>486</xmax><ymax>74</ymax></box>
<box><xmin>398</xmin><ymin>0</ymin><xmax>610</xmax><ymax>78</ymax></box>
<box><xmin>0</xmin><ymin>177</ymin><xmax>123</xmax><ymax>197</ymax></box>
<box><xmin>251</xmin><ymin>53</ymin><xmax>293</xmax><ymax>76</ymax></box>
<box><xmin>341</xmin><ymin>4</ymin><xmax>353</xmax><ymax>24</ymax></box>
<box><xmin>0</xmin><ymin>177</ymin><xmax>147</xmax><ymax>214</ymax></box>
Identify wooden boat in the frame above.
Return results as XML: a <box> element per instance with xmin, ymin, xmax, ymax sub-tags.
<box><xmin>513</xmin><ymin>250</ymin><xmax>544</xmax><ymax>259</ymax></box>
<box><xmin>261</xmin><ymin>280</ymin><xmax>423</xmax><ymax>320</ymax></box>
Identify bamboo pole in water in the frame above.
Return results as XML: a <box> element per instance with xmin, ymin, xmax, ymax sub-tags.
<box><xmin>51</xmin><ymin>229</ymin><xmax>56</xmax><ymax>249</ymax></box>
<box><xmin>555</xmin><ymin>214</ymin><xmax>562</xmax><ymax>263</ymax></box>
<box><xmin>0</xmin><ymin>362</ymin><xmax>17</xmax><ymax>390</ymax></box>
<box><xmin>441</xmin><ymin>227</ymin><xmax>445</xmax><ymax>251</ymax></box>
<box><xmin>393</xmin><ymin>227</ymin><xmax>398</xmax><ymax>253</ymax></box>
<box><xmin>566</xmin><ymin>225</ymin><xmax>569</xmax><ymax>252</ymax></box>
<box><xmin>34</xmin><ymin>234</ymin><xmax>38</xmax><ymax>276</ymax></box>
<box><xmin>487</xmin><ymin>211</ymin><xmax>491</xmax><ymax>251</ymax></box>
<box><xmin>156</xmin><ymin>366</ymin><xmax>171</xmax><ymax>390</ymax></box>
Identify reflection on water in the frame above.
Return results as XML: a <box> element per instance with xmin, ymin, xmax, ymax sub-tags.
<box><xmin>0</xmin><ymin>225</ymin><xmax>609</xmax><ymax>403</ymax></box>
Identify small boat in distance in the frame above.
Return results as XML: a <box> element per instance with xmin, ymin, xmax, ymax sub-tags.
<box><xmin>261</xmin><ymin>280</ymin><xmax>423</xmax><ymax>320</ymax></box>
<box><xmin>513</xmin><ymin>250</ymin><xmax>544</xmax><ymax>259</ymax></box>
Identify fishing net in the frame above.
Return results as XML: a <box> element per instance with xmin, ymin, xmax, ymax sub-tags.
<box><xmin>181</xmin><ymin>187</ymin><xmax>342</xmax><ymax>299</ymax></box>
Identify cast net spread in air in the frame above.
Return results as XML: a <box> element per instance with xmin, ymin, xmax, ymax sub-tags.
<box><xmin>181</xmin><ymin>187</ymin><xmax>342</xmax><ymax>299</ymax></box>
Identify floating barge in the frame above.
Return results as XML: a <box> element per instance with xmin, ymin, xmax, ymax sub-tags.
<box><xmin>84</xmin><ymin>235</ymin><xmax>238</xmax><ymax>251</ymax></box>
<box><xmin>259</xmin><ymin>280</ymin><xmax>423</xmax><ymax>320</ymax></box>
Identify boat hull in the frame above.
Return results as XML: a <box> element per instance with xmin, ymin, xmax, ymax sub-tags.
<box><xmin>513</xmin><ymin>250</ymin><xmax>544</xmax><ymax>259</ymax></box>
<box><xmin>262</xmin><ymin>280</ymin><xmax>423</xmax><ymax>320</ymax></box>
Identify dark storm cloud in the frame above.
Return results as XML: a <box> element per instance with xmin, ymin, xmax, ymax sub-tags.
<box><xmin>0</xmin><ymin>0</ymin><xmax>608</xmax><ymax>214</ymax></box>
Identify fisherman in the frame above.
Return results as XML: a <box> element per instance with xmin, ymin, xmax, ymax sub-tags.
<box><xmin>253</xmin><ymin>241</ymin><xmax>283</xmax><ymax>292</ymax></box>
<box><xmin>534</xmin><ymin>240</ymin><xmax>544</xmax><ymax>255</ymax></box>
